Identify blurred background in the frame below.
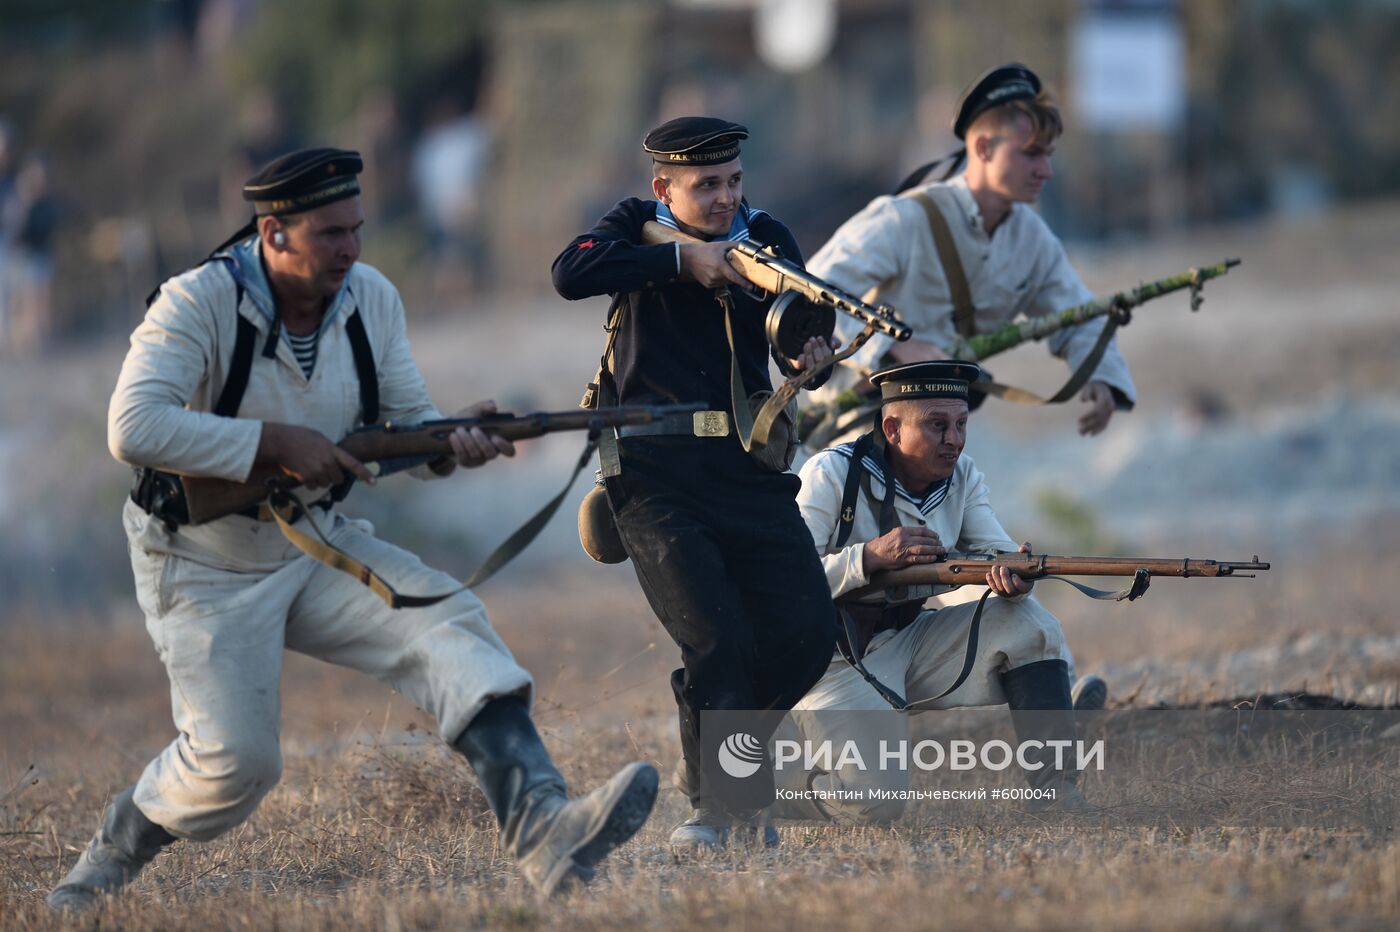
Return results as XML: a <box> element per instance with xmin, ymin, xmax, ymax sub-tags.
<box><xmin>0</xmin><ymin>0</ymin><xmax>1397</xmax><ymax>703</ymax></box>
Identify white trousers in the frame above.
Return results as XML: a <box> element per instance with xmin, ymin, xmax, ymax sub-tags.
<box><xmin>772</xmin><ymin>594</ymin><xmax>1071</xmax><ymax>824</ymax></box>
<box><xmin>127</xmin><ymin>510</ymin><xmax>533</xmax><ymax>841</ymax></box>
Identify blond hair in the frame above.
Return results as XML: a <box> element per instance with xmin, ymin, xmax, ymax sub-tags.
<box><xmin>967</xmin><ymin>90</ymin><xmax>1063</xmax><ymax>148</ymax></box>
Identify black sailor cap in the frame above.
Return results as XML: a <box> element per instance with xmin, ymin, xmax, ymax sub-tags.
<box><xmin>952</xmin><ymin>63</ymin><xmax>1042</xmax><ymax>140</ymax></box>
<box><xmin>871</xmin><ymin>360</ymin><xmax>984</xmax><ymax>403</ymax></box>
<box><xmin>643</xmin><ymin>116</ymin><xmax>748</xmax><ymax>165</ymax></box>
<box><xmin>242</xmin><ymin>147</ymin><xmax>363</xmax><ymax>216</ymax></box>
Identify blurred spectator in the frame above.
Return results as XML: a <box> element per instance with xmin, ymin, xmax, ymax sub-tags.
<box><xmin>0</xmin><ymin>120</ymin><xmax>15</xmax><ymax>345</ymax></box>
<box><xmin>354</xmin><ymin>89</ymin><xmax>413</xmax><ymax>226</ymax></box>
<box><xmin>220</xmin><ymin>87</ymin><xmax>301</xmax><ymax>231</ymax></box>
<box><xmin>411</xmin><ymin>97</ymin><xmax>491</xmax><ymax>300</ymax></box>
<box><xmin>1</xmin><ymin>154</ymin><xmax>60</xmax><ymax>355</ymax></box>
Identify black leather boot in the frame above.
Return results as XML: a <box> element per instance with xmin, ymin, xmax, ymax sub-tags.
<box><xmin>453</xmin><ymin>695</ymin><xmax>658</xmax><ymax>895</ymax></box>
<box><xmin>454</xmin><ymin>695</ymin><xmax>569</xmax><ymax>843</ymax></box>
<box><xmin>46</xmin><ymin>787</ymin><xmax>177</xmax><ymax>912</ymax></box>
<box><xmin>1001</xmin><ymin>659</ymin><xmax>1090</xmax><ymax>809</ymax></box>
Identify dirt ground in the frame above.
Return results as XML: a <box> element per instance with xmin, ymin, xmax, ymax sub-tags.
<box><xmin>2</xmin><ymin>202</ymin><xmax>1399</xmax><ymax>928</ymax></box>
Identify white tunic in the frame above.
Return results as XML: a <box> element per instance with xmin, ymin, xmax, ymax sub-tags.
<box><xmin>108</xmin><ymin>242</ymin><xmax>447</xmax><ymax>566</ymax></box>
<box><xmin>807</xmin><ymin>174</ymin><xmax>1137</xmax><ymax>406</ymax></box>
<box><xmin>796</xmin><ymin>440</ymin><xmax>1021</xmax><ymax>600</ymax></box>
<box><xmin>778</xmin><ymin>441</ymin><xmax>1072</xmax><ymax>824</ymax></box>
<box><xmin>106</xmin><ymin>241</ymin><xmax>534</xmax><ymax>840</ymax></box>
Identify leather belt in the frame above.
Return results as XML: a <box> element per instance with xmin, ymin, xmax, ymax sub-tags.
<box><xmin>241</xmin><ymin>496</ymin><xmax>333</xmax><ymax>523</ymax></box>
<box><xmin>617</xmin><ymin>409</ymin><xmax>731</xmax><ymax>439</ymax></box>
<box><xmin>130</xmin><ymin>486</ymin><xmax>332</xmax><ymax>525</ymax></box>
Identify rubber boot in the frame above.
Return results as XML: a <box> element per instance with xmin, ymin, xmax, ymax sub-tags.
<box><xmin>1071</xmin><ymin>674</ymin><xmax>1108</xmax><ymax>712</ymax></box>
<box><xmin>1001</xmin><ymin>659</ymin><xmax>1091</xmax><ymax>811</ymax></box>
<box><xmin>46</xmin><ymin>787</ymin><xmax>177</xmax><ymax>912</ymax></box>
<box><xmin>454</xmin><ymin>696</ymin><xmax>658</xmax><ymax>895</ymax></box>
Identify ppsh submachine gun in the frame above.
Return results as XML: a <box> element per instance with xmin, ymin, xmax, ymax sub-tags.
<box><xmin>136</xmin><ymin>404</ymin><xmax>702</xmax><ymax>607</ymax></box>
<box><xmin>641</xmin><ymin>220</ymin><xmax>911</xmax><ymax>358</ymax></box>
<box><xmin>801</xmin><ymin>259</ymin><xmax>1242</xmax><ymax>448</ymax></box>
<box><xmin>640</xmin><ymin>221</ymin><xmax>913</xmax><ymax>469</ymax></box>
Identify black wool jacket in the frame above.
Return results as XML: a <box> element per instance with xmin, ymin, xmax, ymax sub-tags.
<box><xmin>551</xmin><ymin>197</ymin><xmax>829</xmax><ymax>412</ymax></box>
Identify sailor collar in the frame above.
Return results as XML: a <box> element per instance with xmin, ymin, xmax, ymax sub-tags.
<box><xmin>831</xmin><ymin>441</ymin><xmax>952</xmax><ymax>516</ymax></box>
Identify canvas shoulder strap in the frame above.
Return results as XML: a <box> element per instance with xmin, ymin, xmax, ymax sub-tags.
<box><xmin>907</xmin><ymin>191</ymin><xmax>976</xmax><ymax>338</ymax></box>
<box><xmin>343</xmin><ymin>309</ymin><xmax>379</xmax><ymax>425</ymax></box>
<box><xmin>587</xmin><ymin>293</ymin><xmax>627</xmax><ymax>477</ymax></box>
<box><xmin>211</xmin><ymin>259</ymin><xmax>252</xmax><ymax>417</ymax></box>
<box><xmin>835</xmin><ymin>431</ymin><xmax>875</xmax><ymax>548</ymax></box>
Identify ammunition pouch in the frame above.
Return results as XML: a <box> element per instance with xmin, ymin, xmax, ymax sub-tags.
<box><xmin>130</xmin><ymin>467</ymin><xmax>190</xmax><ymax>532</ymax></box>
<box><xmin>836</xmin><ymin>599</ymin><xmax>927</xmax><ymax>660</ymax></box>
<box><xmin>131</xmin><ymin>466</ymin><xmax>333</xmax><ymax>530</ymax></box>
<box><xmin>744</xmin><ymin>390</ymin><xmax>798</xmax><ymax>473</ymax></box>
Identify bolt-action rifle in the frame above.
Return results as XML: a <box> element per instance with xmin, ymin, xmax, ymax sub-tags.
<box><xmin>802</xmin><ymin>259</ymin><xmax>1241</xmax><ymax>444</ymax></box>
<box><xmin>950</xmin><ymin>260</ymin><xmax>1240</xmax><ymax>362</ymax></box>
<box><xmin>842</xmin><ymin>551</ymin><xmax>1270</xmax><ymax>604</ymax></box>
<box><xmin>173</xmin><ymin>403</ymin><xmax>702</xmax><ymax>526</ymax></box>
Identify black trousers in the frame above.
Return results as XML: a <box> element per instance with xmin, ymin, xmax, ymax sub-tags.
<box><xmin>607</xmin><ymin>437</ymin><xmax>837</xmax><ymax>812</ymax></box>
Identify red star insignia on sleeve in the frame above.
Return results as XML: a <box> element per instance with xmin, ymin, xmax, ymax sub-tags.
<box><xmin>577</xmin><ymin>239</ymin><xmax>596</xmax><ymax>249</ymax></box>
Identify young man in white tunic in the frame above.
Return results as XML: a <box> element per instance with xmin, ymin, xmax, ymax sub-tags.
<box><xmin>774</xmin><ymin>361</ymin><xmax>1093</xmax><ymax>824</ymax></box>
<box><xmin>46</xmin><ymin>148</ymin><xmax>657</xmax><ymax>911</ymax></box>
<box><xmin>806</xmin><ymin>63</ymin><xmax>1136</xmax><ymax>438</ymax></box>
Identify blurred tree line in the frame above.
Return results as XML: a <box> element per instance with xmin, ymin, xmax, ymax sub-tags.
<box><xmin>0</xmin><ymin>0</ymin><xmax>514</xmax><ymax>344</ymax></box>
<box><xmin>2</xmin><ymin>0</ymin><xmax>1399</xmax><ymax>348</ymax></box>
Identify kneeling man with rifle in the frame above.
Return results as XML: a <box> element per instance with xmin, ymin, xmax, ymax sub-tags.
<box><xmin>783</xmin><ymin>360</ymin><xmax>1098</xmax><ymax>822</ymax></box>
<box><xmin>48</xmin><ymin>148</ymin><xmax>658</xmax><ymax>910</ymax></box>
<box><xmin>769</xmin><ymin>360</ymin><xmax>1267</xmax><ymax>824</ymax></box>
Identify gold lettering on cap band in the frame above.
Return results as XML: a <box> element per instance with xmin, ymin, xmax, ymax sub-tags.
<box><xmin>897</xmin><ymin>381</ymin><xmax>969</xmax><ymax>395</ymax></box>
<box><xmin>254</xmin><ymin>178</ymin><xmax>360</xmax><ymax>215</ymax></box>
<box><xmin>657</xmin><ymin>144</ymin><xmax>741</xmax><ymax>164</ymax></box>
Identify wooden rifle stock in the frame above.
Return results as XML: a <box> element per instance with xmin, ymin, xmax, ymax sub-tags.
<box><xmin>842</xmin><ymin>552</ymin><xmax>1271</xmax><ymax>602</ymax></box>
<box><xmin>178</xmin><ymin>403</ymin><xmax>701</xmax><ymax>525</ymax></box>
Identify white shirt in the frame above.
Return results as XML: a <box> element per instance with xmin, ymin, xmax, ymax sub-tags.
<box><xmin>807</xmin><ymin>175</ymin><xmax>1137</xmax><ymax>406</ymax></box>
<box><xmin>796</xmin><ymin>441</ymin><xmax>1019</xmax><ymax>600</ymax></box>
<box><xmin>109</xmin><ymin>251</ymin><xmax>447</xmax><ymax>565</ymax></box>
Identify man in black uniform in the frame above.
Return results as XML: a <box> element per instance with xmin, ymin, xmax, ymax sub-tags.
<box><xmin>552</xmin><ymin>118</ymin><xmax>838</xmax><ymax>851</ymax></box>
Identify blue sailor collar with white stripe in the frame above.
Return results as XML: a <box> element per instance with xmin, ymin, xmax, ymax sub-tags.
<box><xmin>219</xmin><ymin>235</ymin><xmax>355</xmax><ymax>338</ymax></box>
<box><xmin>653</xmin><ymin>200</ymin><xmax>768</xmax><ymax>243</ymax></box>
<box><xmin>831</xmin><ymin>439</ymin><xmax>953</xmax><ymax>516</ymax></box>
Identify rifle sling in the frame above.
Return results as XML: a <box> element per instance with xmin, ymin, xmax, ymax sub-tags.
<box><xmin>820</xmin><ymin>306</ymin><xmax>1122</xmax><ymax>427</ymax></box>
<box><xmin>845</xmin><ymin>569</ymin><xmax>1151</xmax><ymax>712</ymax></box>
<box><xmin>974</xmin><ymin>308</ymin><xmax>1123</xmax><ymax>406</ymax></box>
<box><xmin>267</xmin><ymin>431</ymin><xmax>602</xmax><ymax>609</ymax></box>
<box><xmin>719</xmin><ymin>289</ymin><xmax>875</xmax><ymax>461</ymax></box>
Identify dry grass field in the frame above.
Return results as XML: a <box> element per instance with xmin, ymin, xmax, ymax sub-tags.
<box><xmin>3</xmin><ymin>541</ymin><xmax>1399</xmax><ymax>930</ymax></box>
